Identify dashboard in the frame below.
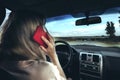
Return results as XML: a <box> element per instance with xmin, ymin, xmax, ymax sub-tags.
<box><xmin>56</xmin><ymin>42</ymin><xmax>120</xmax><ymax>80</ymax></box>
<box><xmin>80</xmin><ymin>52</ymin><xmax>102</xmax><ymax>80</ymax></box>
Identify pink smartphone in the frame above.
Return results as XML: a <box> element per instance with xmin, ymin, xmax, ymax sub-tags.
<box><xmin>33</xmin><ymin>26</ymin><xmax>49</xmax><ymax>48</ymax></box>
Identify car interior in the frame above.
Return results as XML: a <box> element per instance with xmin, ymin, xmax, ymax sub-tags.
<box><xmin>0</xmin><ymin>0</ymin><xmax>120</xmax><ymax>80</ymax></box>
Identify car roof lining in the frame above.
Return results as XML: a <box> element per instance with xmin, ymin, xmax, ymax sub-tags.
<box><xmin>1</xmin><ymin>0</ymin><xmax>120</xmax><ymax>18</ymax></box>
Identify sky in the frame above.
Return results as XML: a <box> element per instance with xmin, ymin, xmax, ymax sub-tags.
<box><xmin>1</xmin><ymin>9</ymin><xmax>120</xmax><ymax>37</ymax></box>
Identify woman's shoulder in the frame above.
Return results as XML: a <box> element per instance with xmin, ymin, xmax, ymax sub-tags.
<box><xmin>38</xmin><ymin>60</ymin><xmax>66</xmax><ymax>80</ymax></box>
<box><xmin>25</xmin><ymin>60</ymin><xmax>62</xmax><ymax>80</ymax></box>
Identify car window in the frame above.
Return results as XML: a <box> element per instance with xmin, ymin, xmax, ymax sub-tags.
<box><xmin>45</xmin><ymin>7</ymin><xmax>120</xmax><ymax>47</ymax></box>
<box><xmin>46</xmin><ymin>7</ymin><xmax>120</xmax><ymax>37</ymax></box>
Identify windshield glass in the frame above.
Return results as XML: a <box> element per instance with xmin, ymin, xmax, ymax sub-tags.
<box><xmin>46</xmin><ymin>8</ymin><xmax>120</xmax><ymax>37</ymax></box>
<box><xmin>46</xmin><ymin>13</ymin><xmax>120</xmax><ymax>37</ymax></box>
<box><xmin>46</xmin><ymin>7</ymin><xmax>120</xmax><ymax>47</ymax></box>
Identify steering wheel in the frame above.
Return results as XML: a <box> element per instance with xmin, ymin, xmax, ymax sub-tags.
<box><xmin>55</xmin><ymin>40</ymin><xmax>73</xmax><ymax>69</ymax></box>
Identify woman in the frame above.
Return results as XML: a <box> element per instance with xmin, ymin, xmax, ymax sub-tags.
<box><xmin>0</xmin><ymin>10</ymin><xmax>66</xmax><ymax>80</ymax></box>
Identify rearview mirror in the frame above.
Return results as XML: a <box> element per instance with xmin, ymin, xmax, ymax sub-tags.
<box><xmin>75</xmin><ymin>16</ymin><xmax>101</xmax><ymax>26</ymax></box>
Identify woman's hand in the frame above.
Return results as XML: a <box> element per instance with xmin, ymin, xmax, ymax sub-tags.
<box><xmin>40</xmin><ymin>34</ymin><xmax>56</xmax><ymax>59</ymax></box>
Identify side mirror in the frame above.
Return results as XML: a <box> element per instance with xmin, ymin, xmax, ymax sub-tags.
<box><xmin>75</xmin><ymin>16</ymin><xmax>101</xmax><ymax>26</ymax></box>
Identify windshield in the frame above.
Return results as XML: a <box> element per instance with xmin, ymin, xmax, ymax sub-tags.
<box><xmin>46</xmin><ymin>14</ymin><xmax>120</xmax><ymax>37</ymax></box>
<box><xmin>46</xmin><ymin>7</ymin><xmax>120</xmax><ymax>47</ymax></box>
<box><xmin>46</xmin><ymin>8</ymin><xmax>120</xmax><ymax>37</ymax></box>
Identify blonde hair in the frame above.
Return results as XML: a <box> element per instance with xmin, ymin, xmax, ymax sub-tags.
<box><xmin>0</xmin><ymin>10</ymin><xmax>46</xmax><ymax>61</ymax></box>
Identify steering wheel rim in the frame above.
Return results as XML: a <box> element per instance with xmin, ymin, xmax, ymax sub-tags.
<box><xmin>55</xmin><ymin>40</ymin><xmax>72</xmax><ymax>69</ymax></box>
